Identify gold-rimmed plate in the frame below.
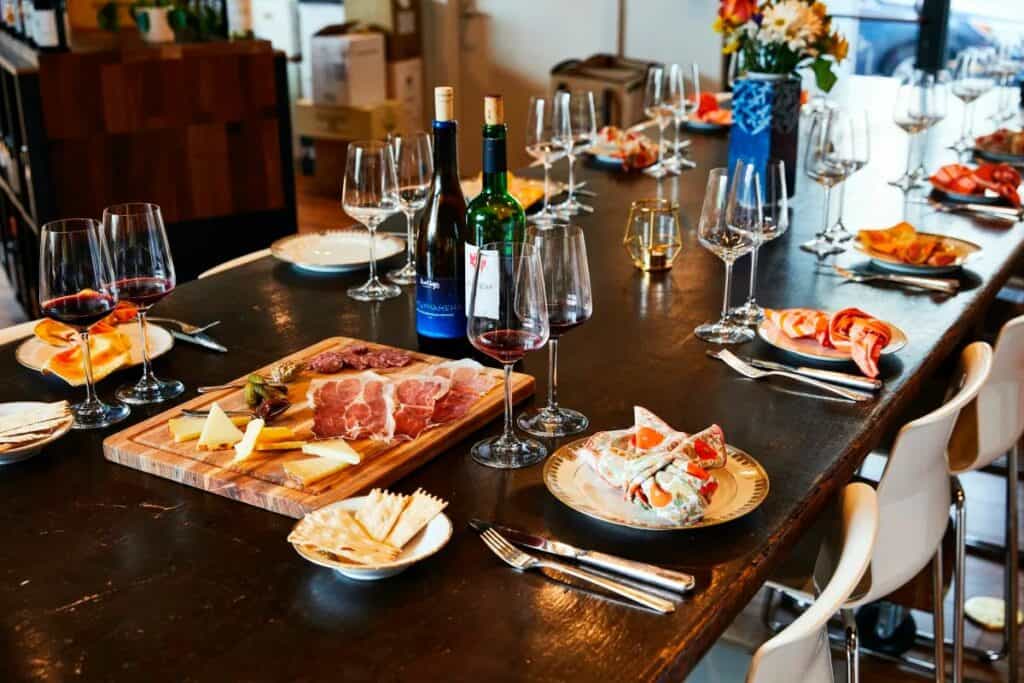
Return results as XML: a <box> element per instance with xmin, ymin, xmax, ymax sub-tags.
<box><xmin>853</xmin><ymin>232</ymin><xmax>980</xmax><ymax>275</ymax></box>
<box><xmin>543</xmin><ymin>438</ymin><xmax>769</xmax><ymax>531</ymax></box>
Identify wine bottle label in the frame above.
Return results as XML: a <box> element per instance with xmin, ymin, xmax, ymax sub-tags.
<box><xmin>34</xmin><ymin>10</ymin><xmax>57</xmax><ymax>47</ymax></box>
<box><xmin>464</xmin><ymin>244</ymin><xmax>499</xmax><ymax>319</ymax></box>
<box><xmin>416</xmin><ymin>275</ymin><xmax>466</xmax><ymax>339</ymax></box>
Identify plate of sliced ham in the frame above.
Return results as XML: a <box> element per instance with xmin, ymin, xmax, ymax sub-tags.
<box><xmin>759</xmin><ymin>308</ymin><xmax>906</xmax><ymax>378</ymax></box>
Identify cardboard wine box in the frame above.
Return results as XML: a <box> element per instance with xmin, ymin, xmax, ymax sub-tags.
<box><xmin>293</xmin><ymin>99</ymin><xmax>401</xmax><ymax>141</ymax></box>
<box><xmin>310</xmin><ymin>25</ymin><xmax>387</xmax><ymax>107</ymax></box>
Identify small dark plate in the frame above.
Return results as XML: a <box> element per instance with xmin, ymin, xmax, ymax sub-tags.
<box><xmin>930</xmin><ymin>187</ymin><xmax>1007</xmax><ymax>206</ymax></box>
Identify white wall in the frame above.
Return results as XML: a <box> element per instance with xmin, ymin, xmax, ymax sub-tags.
<box><xmin>622</xmin><ymin>0</ymin><xmax>724</xmax><ymax>92</ymax></box>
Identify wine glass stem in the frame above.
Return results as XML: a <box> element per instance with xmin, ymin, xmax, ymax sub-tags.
<box><xmin>136</xmin><ymin>310</ymin><xmax>155</xmax><ymax>384</ymax></box>
<box><xmin>566</xmin><ymin>153</ymin><xmax>575</xmax><ymax>202</ymax></box>
<box><xmin>79</xmin><ymin>331</ymin><xmax>98</xmax><ymax>406</ymax></box>
<box><xmin>542</xmin><ymin>159</ymin><xmax>551</xmax><ymax>213</ymax></box>
<box><xmin>821</xmin><ymin>185</ymin><xmax>833</xmax><ymax>241</ymax></box>
<box><xmin>721</xmin><ymin>261</ymin><xmax>734</xmax><ymax>320</ymax></box>
<box><xmin>546</xmin><ymin>337</ymin><xmax>559</xmax><ymax>410</ymax></box>
<box><xmin>747</xmin><ymin>243</ymin><xmax>759</xmax><ymax>303</ymax></box>
<box><xmin>905</xmin><ymin>134</ymin><xmax>914</xmax><ymax>179</ymax></box>
<box><xmin>501</xmin><ymin>362</ymin><xmax>515</xmax><ymax>440</ymax></box>
<box><xmin>366</xmin><ymin>219</ymin><xmax>379</xmax><ymax>283</ymax></box>
<box><xmin>404</xmin><ymin>210</ymin><xmax>416</xmax><ymax>267</ymax></box>
<box><xmin>836</xmin><ymin>181</ymin><xmax>847</xmax><ymax>226</ymax></box>
<box><xmin>673</xmin><ymin>118</ymin><xmax>681</xmax><ymax>158</ymax></box>
<box><xmin>962</xmin><ymin>101</ymin><xmax>973</xmax><ymax>140</ymax></box>
<box><xmin>657</xmin><ymin>122</ymin><xmax>665</xmax><ymax>167</ymax></box>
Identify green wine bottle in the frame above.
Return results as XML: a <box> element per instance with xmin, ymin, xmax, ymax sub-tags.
<box><xmin>465</xmin><ymin>95</ymin><xmax>526</xmax><ymax>313</ymax></box>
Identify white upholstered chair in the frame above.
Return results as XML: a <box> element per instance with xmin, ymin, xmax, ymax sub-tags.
<box><xmin>0</xmin><ymin>319</ymin><xmax>38</xmax><ymax>345</ymax></box>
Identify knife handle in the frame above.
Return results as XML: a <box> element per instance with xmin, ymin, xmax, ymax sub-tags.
<box><xmin>579</xmin><ymin>550</ymin><xmax>695</xmax><ymax>594</ymax></box>
<box><xmin>795</xmin><ymin>367</ymin><xmax>882</xmax><ymax>391</ymax></box>
<box><xmin>539</xmin><ymin>558</ymin><xmax>676</xmax><ymax>613</ymax></box>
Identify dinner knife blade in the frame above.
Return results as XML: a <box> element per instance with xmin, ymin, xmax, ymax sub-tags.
<box><xmin>470</xmin><ymin>519</ymin><xmax>695</xmax><ymax>593</ymax></box>
<box><xmin>742</xmin><ymin>357</ymin><xmax>881</xmax><ymax>391</ymax></box>
<box><xmin>170</xmin><ymin>330</ymin><xmax>227</xmax><ymax>353</ymax></box>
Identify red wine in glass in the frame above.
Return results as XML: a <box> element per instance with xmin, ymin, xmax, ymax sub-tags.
<box><xmin>471</xmin><ymin>329</ymin><xmax>546</xmax><ymax>364</ymax></box>
<box><xmin>116</xmin><ymin>276</ymin><xmax>174</xmax><ymax>308</ymax></box>
<box><xmin>41</xmin><ymin>290</ymin><xmax>117</xmax><ymax>329</ymax></box>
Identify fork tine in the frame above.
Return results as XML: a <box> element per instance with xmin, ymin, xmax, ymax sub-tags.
<box><xmin>486</xmin><ymin>529</ymin><xmax>519</xmax><ymax>557</ymax></box>
<box><xmin>479</xmin><ymin>531</ymin><xmax>515</xmax><ymax>567</ymax></box>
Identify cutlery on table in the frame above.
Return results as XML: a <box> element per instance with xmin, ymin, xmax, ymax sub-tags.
<box><xmin>739</xmin><ymin>357</ymin><xmax>882</xmax><ymax>392</ymax></box>
<box><xmin>470</xmin><ymin>519</ymin><xmax>694</xmax><ymax>593</ymax></box>
<box><xmin>197</xmin><ymin>381</ymin><xmax>286</xmax><ymax>394</ymax></box>
<box><xmin>477</xmin><ymin>528</ymin><xmax>675</xmax><ymax>614</ymax></box>
<box><xmin>923</xmin><ymin>199</ymin><xmax>1022</xmax><ymax>223</ymax></box>
<box><xmin>181</xmin><ymin>408</ymin><xmax>254</xmax><ymax>418</ymax></box>
<box><xmin>147</xmin><ymin>318</ymin><xmax>221</xmax><ymax>335</ymax></box>
<box><xmin>707</xmin><ymin>349</ymin><xmax>873</xmax><ymax>403</ymax></box>
<box><xmin>169</xmin><ymin>330</ymin><xmax>228</xmax><ymax>353</ymax></box>
<box><xmin>833</xmin><ymin>264</ymin><xmax>959</xmax><ymax>294</ymax></box>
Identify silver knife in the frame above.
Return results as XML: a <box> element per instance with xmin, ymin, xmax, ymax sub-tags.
<box><xmin>742</xmin><ymin>357</ymin><xmax>882</xmax><ymax>391</ymax></box>
<box><xmin>470</xmin><ymin>519</ymin><xmax>695</xmax><ymax>593</ymax></box>
<box><xmin>170</xmin><ymin>330</ymin><xmax>227</xmax><ymax>353</ymax></box>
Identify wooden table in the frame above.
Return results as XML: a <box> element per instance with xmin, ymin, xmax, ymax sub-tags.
<box><xmin>0</xmin><ymin>76</ymin><xmax>1020</xmax><ymax>682</ymax></box>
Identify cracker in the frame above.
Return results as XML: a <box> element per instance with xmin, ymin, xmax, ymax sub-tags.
<box><xmin>0</xmin><ymin>431</ymin><xmax>54</xmax><ymax>445</ymax></box>
<box><xmin>0</xmin><ymin>416</ymin><xmax>70</xmax><ymax>438</ymax></box>
<box><xmin>0</xmin><ymin>402</ymin><xmax>69</xmax><ymax>435</ymax></box>
<box><xmin>355</xmin><ymin>489</ymin><xmax>409</xmax><ymax>542</ymax></box>
<box><xmin>288</xmin><ymin>507</ymin><xmax>398</xmax><ymax>565</ymax></box>
<box><xmin>386</xmin><ymin>489</ymin><xmax>448</xmax><ymax>549</ymax></box>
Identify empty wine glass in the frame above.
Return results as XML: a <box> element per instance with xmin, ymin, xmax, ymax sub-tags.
<box><xmin>467</xmin><ymin>241</ymin><xmax>549</xmax><ymax>468</ymax></box>
<box><xmin>663</xmin><ymin>64</ymin><xmax>695</xmax><ymax>173</ymax></box>
<box><xmin>518</xmin><ymin>222</ymin><xmax>592</xmax><ymax>438</ymax></box>
<box><xmin>827</xmin><ymin>110</ymin><xmax>870</xmax><ymax>243</ymax></box>
<box><xmin>526</xmin><ymin>96</ymin><xmax>567</xmax><ymax>224</ymax></box>
<box><xmin>890</xmin><ymin>70</ymin><xmax>945</xmax><ymax>191</ymax></box>
<box><xmin>950</xmin><ymin>49</ymin><xmax>994</xmax><ymax>153</ymax></box>
<box><xmin>342</xmin><ymin>140</ymin><xmax>402</xmax><ymax>301</ymax></box>
<box><xmin>387</xmin><ymin>131</ymin><xmax>432</xmax><ymax>285</ymax></box>
<box><xmin>643</xmin><ymin>65</ymin><xmax>672</xmax><ymax>178</ymax></box>
<box><xmin>695</xmin><ymin>168</ymin><xmax>755</xmax><ymax>344</ymax></box>
<box><xmin>802</xmin><ymin>109</ymin><xmax>852</xmax><ymax>258</ymax></box>
<box><xmin>38</xmin><ymin>219</ymin><xmax>130</xmax><ymax>429</ymax></box>
<box><xmin>554</xmin><ymin>90</ymin><xmax>597</xmax><ymax>216</ymax></box>
<box><xmin>731</xmin><ymin>160</ymin><xmax>787</xmax><ymax>325</ymax></box>
<box><xmin>103</xmin><ymin>202</ymin><xmax>184</xmax><ymax>405</ymax></box>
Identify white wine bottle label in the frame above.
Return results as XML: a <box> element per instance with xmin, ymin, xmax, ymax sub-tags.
<box><xmin>34</xmin><ymin>10</ymin><xmax>58</xmax><ymax>47</ymax></box>
<box><xmin>465</xmin><ymin>244</ymin><xmax>499</xmax><ymax>320</ymax></box>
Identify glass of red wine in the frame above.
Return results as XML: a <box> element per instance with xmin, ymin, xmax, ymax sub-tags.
<box><xmin>467</xmin><ymin>241</ymin><xmax>550</xmax><ymax>468</ymax></box>
<box><xmin>102</xmin><ymin>203</ymin><xmax>184</xmax><ymax>404</ymax></box>
<box><xmin>39</xmin><ymin>218</ymin><xmax>130</xmax><ymax>429</ymax></box>
<box><xmin>517</xmin><ymin>222</ymin><xmax>592</xmax><ymax>438</ymax></box>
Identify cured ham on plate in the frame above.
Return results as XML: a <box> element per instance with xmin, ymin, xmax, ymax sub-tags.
<box><xmin>855</xmin><ymin>222</ymin><xmax>979</xmax><ymax>275</ymax></box>
<box><xmin>929</xmin><ymin>162</ymin><xmax>1021</xmax><ymax>207</ymax></box>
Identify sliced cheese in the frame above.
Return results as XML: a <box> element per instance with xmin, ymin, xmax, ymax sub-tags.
<box><xmin>254</xmin><ymin>440</ymin><xmax>307</xmax><ymax>451</ymax></box>
<box><xmin>169</xmin><ymin>415</ymin><xmax>248</xmax><ymax>443</ymax></box>
<box><xmin>231</xmin><ymin>419</ymin><xmax>265</xmax><ymax>463</ymax></box>
<box><xmin>283</xmin><ymin>457</ymin><xmax>351</xmax><ymax>487</ymax></box>
<box><xmin>255</xmin><ymin>426</ymin><xmax>296</xmax><ymax>444</ymax></box>
<box><xmin>196</xmin><ymin>403</ymin><xmax>245</xmax><ymax>450</ymax></box>
<box><xmin>301</xmin><ymin>438</ymin><xmax>361</xmax><ymax>465</ymax></box>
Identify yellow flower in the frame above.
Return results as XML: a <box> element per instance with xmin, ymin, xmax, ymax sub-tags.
<box><xmin>829</xmin><ymin>33</ymin><xmax>849</xmax><ymax>61</ymax></box>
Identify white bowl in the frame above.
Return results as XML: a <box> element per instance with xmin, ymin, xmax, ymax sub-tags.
<box><xmin>290</xmin><ymin>495</ymin><xmax>452</xmax><ymax>581</ymax></box>
<box><xmin>0</xmin><ymin>402</ymin><xmax>73</xmax><ymax>466</ymax></box>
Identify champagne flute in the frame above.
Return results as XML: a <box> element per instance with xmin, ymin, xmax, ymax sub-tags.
<box><xmin>526</xmin><ymin>96</ymin><xmax>566</xmax><ymax>224</ymax></box>
<box><xmin>643</xmin><ymin>66</ymin><xmax>671</xmax><ymax>178</ymax></box>
<box><xmin>467</xmin><ymin>241</ymin><xmax>549</xmax><ymax>468</ymax></box>
<box><xmin>802</xmin><ymin>109</ymin><xmax>852</xmax><ymax>258</ymax></box>
<box><xmin>343</xmin><ymin>140</ymin><xmax>402</xmax><ymax>301</ymax></box>
<box><xmin>517</xmin><ymin>222</ymin><xmax>592</xmax><ymax>438</ymax></box>
<box><xmin>890</xmin><ymin>70</ymin><xmax>944</xmax><ymax>191</ymax></box>
<box><xmin>827</xmin><ymin>111</ymin><xmax>870</xmax><ymax>243</ymax></box>
<box><xmin>731</xmin><ymin>160</ymin><xmax>787</xmax><ymax>325</ymax></box>
<box><xmin>695</xmin><ymin>168</ymin><xmax>755</xmax><ymax>344</ymax></box>
<box><xmin>387</xmin><ymin>131</ymin><xmax>432</xmax><ymax>285</ymax></box>
<box><xmin>950</xmin><ymin>48</ymin><xmax>995</xmax><ymax>153</ymax></box>
<box><xmin>38</xmin><ymin>219</ymin><xmax>130</xmax><ymax>429</ymax></box>
<box><xmin>554</xmin><ymin>90</ymin><xmax>597</xmax><ymax>215</ymax></box>
<box><xmin>102</xmin><ymin>202</ymin><xmax>184</xmax><ymax>405</ymax></box>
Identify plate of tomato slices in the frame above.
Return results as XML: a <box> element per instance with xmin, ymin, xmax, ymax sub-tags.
<box><xmin>684</xmin><ymin>92</ymin><xmax>732</xmax><ymax>132</ymax></box>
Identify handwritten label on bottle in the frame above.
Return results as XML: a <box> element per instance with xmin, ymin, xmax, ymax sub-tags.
<box><xmin>465</xmin><ymin>244</ymin><xmax>499</xmax><ymax>320</ymax></box>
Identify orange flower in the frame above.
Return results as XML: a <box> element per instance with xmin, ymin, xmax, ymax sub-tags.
<box><xmin>719</xmin><ymin>0</ymin><xmax>757</xmax><ymax>26</ymax></box>
<box><xmin>827</xmin><ymin>32</ymin><xmax>849</xmax><ymax>61</ymax></box>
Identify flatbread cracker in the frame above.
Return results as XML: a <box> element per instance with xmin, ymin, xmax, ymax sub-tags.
<box><xmin>0</xmin><ymin>431</ymin><xmax>56</xmax><ymax>445</ymax></box>
<box><xmin>0</xmin><ymin>402</ymin><xmax>69</xmax><ymax>435</ymax></box>
<box><xmin>386</xmin><ymin>489</ymin><xmax>448</xmax><ymax>549</ymax></box>
<box><xmin>288</xmin><ymin>507</ymin><xmax>399</xmax><ymax>565</ymax></box>
<box><xmin>0</xmin><ymin>416</ymin><xmax>70</xmax><ymax>438</ymax></box>
<box><xmin>355</xmin><ymin>489</ymin><xmax>409</xmax><ymax>542</ymax></box>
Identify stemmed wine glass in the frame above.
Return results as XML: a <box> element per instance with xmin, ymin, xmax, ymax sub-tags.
<box><xmin>102</xmin><ymin>202</ymin><xmax>184</xmax><ymax>405</ymax></box>
<box><xmin>826</xmin><ymin>110</ymin><xmax>870</xmax><ymax>243</ymax></box>
<box><xmin>387</xmin><ymin>132</ymin><xmax>432</xmax><ymax>285</ymax></box>
<box><xmin>467</xmin><ymin>241</ymin><xmax>549</xmax><ymax>468</ymax></box>
<box><xmin>642</xmin><ymin>65</ymin><xmax>672</xmax><ymax>178</ymax></box>
<box><xmin>802</xmin><ymin>109</ymin><xmax>852</xmax><ymax>258</ymax></box>
<box><xmin>695</xmin><ymin>168</ymin><xmax>755</xmax><ymax>344</ymax></box>
<box><xmin>950</xmin><ymin>48</ymin><xmax>995</xmax><ymax>153</ymax></box>
<box><xmin>664</xmin><ymin>63</ymin><xmax>696</xmax><ymax>172</ymax></box>
<box><xmin>38</xmin><ymin>219</ymin><xmax>130</xmax><ymax>429</ymax></box>
<box><xmin>554</xmin><ymin>90</ymin><xmax>597</xmax><ymax>216</ymax></box>
<box><xmin>730</xmin><ymin>160</ymin><xmax>788</xmax><ymax>325</ymax></box>
<box><xmin>526</xmin><ymin>96</ymin><xmax>567</xmax><ymax>224</ymax></box>
<box><xmin>342</xmin><ymin>140</ymin><xmax>402</xmax><ymax>301</ymax></box>
<box><xmin>517</xmin><ymin>222</ymin><xmax>592</xmax><ymax>438</ymax></box>
<box><xmin>890</xmin><ymin>69</ymin><xmax>945</xmax><ymax>191</ymax></box>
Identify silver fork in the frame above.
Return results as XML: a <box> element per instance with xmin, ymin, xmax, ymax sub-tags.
<box><xmin>833</xmin><ymin>265</ymin><xmax>959</xmax><ymax>294</ymax></box>
<box><xmin>479</xmin><ymin>528</ymin><xmax>675</xmax><ymax>614</ymax></box>
<box><xmin>708</xmin><ymin>349</ymin><xmax>873</xmax><ymax>403</ymax></box>
<box><xmin>148</xmin><ymin>318</ymin><xmax>222</xmax><ymax>335</ymax></box>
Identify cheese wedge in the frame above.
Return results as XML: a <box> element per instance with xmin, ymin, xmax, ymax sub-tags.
<box><xmin>169</xmin><ymin>415</ymin><xmax>248</xmax><ymax>443</ymax></box>
<box><xmin>196</xmin><ymin>403</ymin><xmax>245</xmax><ymax>450</ymax></box>
<box><xmin>283</xmin><ymin>457</ymin><xmax>351</xmax><ymax>487</ymax></box>
<box><xmin>231</xmin><ymin>419</ymin><xmax>265</xmax><ymax>463</ymax></box>
<box><xmin>254</xmin><ymin>440</ymin><xmax>307</xmax><ymax>451</ymax></box>
<box><xmin>254</xmin><ymin>426</ymin><xmax>296</xmax><ymax>444</ymax></box>
<box><xmin>301</xmin><ymin>439</ymin><xmax>361</xmax><ymax>465</ymax></box>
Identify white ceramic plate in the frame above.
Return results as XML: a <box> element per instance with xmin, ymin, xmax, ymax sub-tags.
<box><xmin>543</xmin><ymin>438</ymin><xmax>769</xmax><ymax>531</ymax></box>
<box><xmin>0</xmin><ymin>402</ymin><xmax>73</xmax><ymax>466</ymax></box>
<box><xmin>852</xmin><ymin>232</ymin><xmax>980</xmax><ymax>275</ymax></box>
<box><xmin>271</xmin><ymin>230</ymin><xmax>405</xmax><ymax>274</ymax></box>
<box><xmin>757</xmin><ymin>317</ymin><xmax>906</xmax><ymax>364</ymax></box>
<box><xmin>16</xmin><ymin>323</ymin><xmax>173</xmax><ymax>378</ymax></box>
<box><xmin>291</xmin><ymin>496</ymin><xmax>453</xmax><ymax>581</ymax></box>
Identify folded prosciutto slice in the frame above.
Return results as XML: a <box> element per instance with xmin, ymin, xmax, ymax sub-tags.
<box><xmin>308</xmin><ymin>372</ymin><xmax>396</xmax><ymax>441</ymax></box>
<box><xmin>392</xmin><ymin>375</ymin><xmax>451</xmax><ymax>440</ymax></box>
<box><xmin>765</xmin><ymin>308</ymin><xmax>830</xmax><ymax>341</ymax></box>
<box><xmin>429</xmin><ymin>359</ymin><xmax>497</xmax><ymax>424</ymax></box>
<box><xmin>825</xmin><ymin>308</ymin><xmax>891</xmax><ymax>378</ymax></box>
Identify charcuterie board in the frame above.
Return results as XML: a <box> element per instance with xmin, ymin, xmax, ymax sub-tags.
<box><xmin>103</xmin><ymin>337</ymin><xmax>534</xmax><ymax>518</ymax></box>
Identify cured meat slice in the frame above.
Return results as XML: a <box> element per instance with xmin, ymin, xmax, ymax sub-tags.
<box><xmin>307</xmin><ymin>346</ymin><xmax>413</xmax><ymax>374</ymax></box>
<box><xmin>392</xmin><ymin>375</ymin><xmax>451</xmax><ymax>440</ymax></box>
<box><xmin>764</xmin><ymin>308</ymin><xmax>830</xmax><ymax>341</ymax></box>
<box><xmin>826</xmin><ymin>308</ymin><xmax>891</xmax><ymax>378</ymax></box>
<box><xmin>429</xmin><ymin>359</ymin><xmax>496</xmax><ymax>424</ymax></box>
<box><xmin>308</xmin><ymin>372</ymin><xmax>396</xmax><ymax>441</ymax></box>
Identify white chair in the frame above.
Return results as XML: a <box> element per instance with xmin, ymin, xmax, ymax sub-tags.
<box><xmin>0</xmin><ymin>319</ymin><xmax>38</xmax><ymax>345</ymax></box>
<box><xmin>198</xmin><ymin>248</ymin><xmax>271</xmax><ymax>279</ymax></box>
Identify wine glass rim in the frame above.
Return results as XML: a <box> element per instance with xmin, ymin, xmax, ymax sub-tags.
<box><xmin>348</xmin><ymin>139</ymin><xmax>390</xmax><ymax>152</ymax></box>
<box><xmin>103</xmin><ymin>202</ymin><xmax>161</xmax><ymax>217</ymax></box>
<box><xmin>41</xmin><ymin>218</ymin><xmax>101</xmax><ymax>234</ymax></box>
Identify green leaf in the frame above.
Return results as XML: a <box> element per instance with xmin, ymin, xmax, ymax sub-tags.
<box><xmin>810</xmin><ymin>57</ymin><xmax>838</xmax><ymax>93</ymax></box>
<box><xmin>97</xmin><ymin>2</ymin><xmax>119</xmax><ymax>32</ymax></box>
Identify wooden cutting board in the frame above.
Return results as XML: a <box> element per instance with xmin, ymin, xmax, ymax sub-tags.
<box><xmin>103</xmin><ymin>337</ymin><xmax>534</xmax><ymax>518</ymax></box>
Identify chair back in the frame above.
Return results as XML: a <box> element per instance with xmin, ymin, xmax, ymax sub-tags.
<box><xmin>859</xmin><ymin>341</ymin><xmax>992</xmax><ymax>605</ymax></box>
<box><xmin>198</xmin><ymin>248</ymin><xmax>271</xmax><ymax>278</ymax></box>
<box><xmin>0</xmin><ymin>319</ymin><xmax>38</xmax><ymax>346</ymax></box>
<box><xmin>747</xmin><ymin>483</ymin><xmax>879</xmax><ymax>683</ymax></box>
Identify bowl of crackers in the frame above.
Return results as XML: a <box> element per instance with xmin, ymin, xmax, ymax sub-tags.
<box><xmin>0</xmin><ymin>401</ymin><xmax>73</xmax><ymax>465</ymax></box>
<box><xmin>288</xmin><ymin>488</ymin><xmax>451</xmax><ymax>581</ymax></box>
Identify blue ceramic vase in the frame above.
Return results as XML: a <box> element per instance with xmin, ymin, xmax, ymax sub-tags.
<box><xmin>727</xmin><ymin>73</ymin><xmax>801</xmax><ymax>197</ymax></box>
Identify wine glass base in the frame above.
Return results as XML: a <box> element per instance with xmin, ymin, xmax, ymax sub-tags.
<box><xmin>529</xmin><ymin>207</ymin><xmax>561</xmax><ymax>225</ymax></box>
<box><xmin>948</xmin><ymin>138</ymin><xmax>972</xmax><ymax>153</ymax></box>
<box><xmin>694</xmin><ymin>321</ymin><xmax>755</xmax><ymax>345</ymax></box>
<box><xmin>70</xmin><ymin>398</ymin><xmax>130</xmax><ymax>430</ymax></box>
<box><xmin>471</xmin><ymin>433</ymin><xmax>548</xmax><ymax>469</ymax></box>
<box><xmin>800</xmin><ymin>239</ymin><xmax>845</xmax><ymax>258</ymax></box>
<box><xmin>517</xmin><ymin>406</ymin><xmax>589</xmax><ymax>438</ymax></box>
<box><xmin>643</xmin><ymin>164</ymin><xmax>670</xmax><ymax>179</ymax></box>
<box><xmin>347</xmin><ymin>278</ymin><xmax>401</xmax><ymax>302</ymax></box>
<box><xmin>387</xmin><ymin>260</ymin><xmax>417</xmax><ymax>286</ymax></box>
<box><xmin>728</xmin><ymin>302</ymin><xmax>765</xmax><ymax>326</ymax></box>
<box><xmin>116</xmin><ymin>376</ymin><xmax>185</xmax><ymax>405</ymax></box>
<box><xmin>555</xmin><ymin>198</ymin><xmax>593</xmax><ymax>217</ymax></box>
<box><xmin>826</xmin><ymin>224</ymin><xmax>855</xmax><ymax>243</ymax></box>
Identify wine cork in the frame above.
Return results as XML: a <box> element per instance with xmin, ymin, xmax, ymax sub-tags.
<box><xmin>484</xmin><ymin>95</ymin><xmax>504</xmax><ymax>125</ymax></box>
<box><xmin>434</xmin><ymin>86</ymin><xmax>455</xmax><ymax>121</ymax></box>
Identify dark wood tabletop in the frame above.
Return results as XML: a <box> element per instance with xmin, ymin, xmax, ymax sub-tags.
<box><xmin>1</xmin><ymin>76</ymin><xmax>1021</xmax><ymax>683</ymax></box>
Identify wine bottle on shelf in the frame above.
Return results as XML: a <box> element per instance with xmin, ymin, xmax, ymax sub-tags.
<box><xmin>416</xmin><ymin>86</ymin><xmax>470</xmax><ymax>349</ymax></box>
<box><xmin>33</xmin><ymin>0</ymin><xmax>65</xmax><ymax>51</ymax></box>
<box><xmin>464</xmin><ymin>94</ymin><xmax>525</xmax><ymax>315</ymax></box>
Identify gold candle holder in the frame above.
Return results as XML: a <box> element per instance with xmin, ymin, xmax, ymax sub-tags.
<box><xmin>623</xmin><ymin>198</ymin><xmax>682</xmax><ymax>272</ymax></box>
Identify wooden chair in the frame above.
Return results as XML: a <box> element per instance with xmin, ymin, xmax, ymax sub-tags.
<box><xmin>198</xmin><ymin>249</ymin><xmax>271</xmax><ymax>279</ymax></box>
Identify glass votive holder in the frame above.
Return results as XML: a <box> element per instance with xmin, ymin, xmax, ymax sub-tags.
<box><xmin>623</xmin><ymin>198</ymin><xmax>682</xmax><ymax>271</ymax></box>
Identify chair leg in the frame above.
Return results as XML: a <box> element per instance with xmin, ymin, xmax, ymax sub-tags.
<box><xmin>953</xmin><ymin>478</ymin><xmax>966</xmax><ymax>683</ymax></box>
<box><xmin>842</xmin><ymin>609</ymin><xmax>859</xmax><ymax>683</ymax></box>
<box><xmin>933</xmin><ymin>549</ymin><xmax>946</xmax><ymax>682</ymax></box>
<box><xmin>1008</xmin><ymin>444</ymin><xmax>1020</xmax><ymax>683</ymax></box>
